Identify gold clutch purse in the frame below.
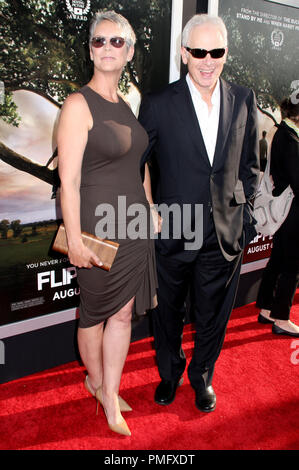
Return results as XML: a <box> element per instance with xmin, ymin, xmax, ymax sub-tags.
<box><xmin>52</xmin><ymin>223</ymin><xmax>119</xmax><ymax>271</ymax></box>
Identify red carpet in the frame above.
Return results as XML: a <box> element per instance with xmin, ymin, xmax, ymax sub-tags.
<box><xmin>1</xmin><ymin>293</ymin><xmax>299</xmax><ymax>450</ymax></box>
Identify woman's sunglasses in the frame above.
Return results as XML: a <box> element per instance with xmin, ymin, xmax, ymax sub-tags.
<box><xmin>185</xmin><ymin>47</ymin><xmax>226</xmax><ymax>59</ymax></box>
<box><xmin>91</xmin><ymin>36</ymin><xmax>126</xmax><ymax>48</ymax></box>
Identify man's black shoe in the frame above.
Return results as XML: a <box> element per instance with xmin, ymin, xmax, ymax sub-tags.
<box><xmin>154</xmin><ymin>378</ymin><xmax>183</xmax><ymax>405</ymax></box>
<box><xmin>272</xmin><ymin>322</ymin><xmax>299</xmax><ymax>337</ymax></box>
<box><xmin>258</xmin><ymin>313</ymin><xmax>274</xmax><ymax>324</ymax></box>
<box><xmin>195</xmin><ymin>386</ymin><xmax>216</xmax><ymax>413</ymax></box>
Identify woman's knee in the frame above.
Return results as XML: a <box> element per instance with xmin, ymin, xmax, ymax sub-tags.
<box><xmin>111</xmin><ymin>299</ymin><xmax>134</xmax><ymax>325</ymax></box>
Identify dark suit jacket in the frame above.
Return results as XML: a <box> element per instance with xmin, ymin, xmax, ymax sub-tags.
<box><xmin>270</xmin><ymin>121</ymin><xmax>299</xmax><ymax>257</ymax></box>
<box><xmin>271</xmin><ymin>121</ymin><xmax>299</xmax><ymax>201</ymax></box>
<box><xmin>139</xmin><ymin>76</ymin><xmax>260</xmax><ymax>261</ymax></box>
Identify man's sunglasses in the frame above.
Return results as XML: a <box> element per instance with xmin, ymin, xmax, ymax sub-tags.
<box><xmin>185</xmin><ymin>47</ymin><xmax>226</xmax><ymax>59</ymax></box>
<box><xmin>91</xmin><ymin>36</ymin><xmax>126</xmax><ymax>48</ymax></box>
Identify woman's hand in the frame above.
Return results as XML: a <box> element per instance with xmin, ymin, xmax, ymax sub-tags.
<box><xmin>143</xmin><ymin>165</ymin><xmax>162</xmax><ymax>234</ymax></box>
<box><xmin>67</xmin><ymin>239</ymin><xmax>103</xmax><ymax>269</ymax></box>
<box><xmin>150</xmin><ymin>204</ymin><xmax>163</xmax><ymax>234</ymax></box>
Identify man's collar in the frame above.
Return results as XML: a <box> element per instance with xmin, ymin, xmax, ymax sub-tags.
<box><xmin>186</xmin><ymin>73</ymin><xmax>220</xmax><ymax>105</ymax></box>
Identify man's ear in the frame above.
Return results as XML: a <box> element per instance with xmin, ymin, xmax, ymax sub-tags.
<box><xmin>223</xmin><ymin>46</ymin><xmax>228</xmax><ymax>64</ymax></box>
<box><xmin>181</xmin><ymin>46</ymin><xmax>188</xmax><ymax>65</ymax></box>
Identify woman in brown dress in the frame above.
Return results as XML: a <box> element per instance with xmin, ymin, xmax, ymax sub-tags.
<box><xmin>57</xmin><ymin>11</ymin><xmax>158</xmax><ymax>436</ymax></box>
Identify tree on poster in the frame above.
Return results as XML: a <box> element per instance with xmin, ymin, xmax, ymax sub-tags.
<box><xmin>0</xmin><ymin>0</ymin><xmax>170</xmax><ymax>184</ymax></box>
<box><xmin>0</xmin><ymin>0</ymin><xmax>171</xmax><ymax>325</ymax></box>
<box><xmin>220</xmin><ymin>0</ymin><xmax>299</xmax><ymax>123</ymax></box>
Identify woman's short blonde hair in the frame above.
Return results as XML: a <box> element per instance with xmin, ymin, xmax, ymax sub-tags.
<box><xmin>89</xmin><ymin>10</ymin><xmax>136</xmax><ymax>48</ymax></box>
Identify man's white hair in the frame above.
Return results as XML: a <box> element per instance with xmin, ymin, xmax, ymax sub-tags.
<box><xmin>181</xmin><ymin>14</ymin><xmax>228</xmax><ymax>47</ymax></box>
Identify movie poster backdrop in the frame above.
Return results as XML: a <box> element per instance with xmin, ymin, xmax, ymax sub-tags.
<box><xmin>218</xmin><ymin>0</ymin><xmax>299</xmax><ymax>264</ymax></box>
<box><xmin>1</xmin><ymin>0</ymin><xmax>298</xmax><ymax>328</ymax></box>
<box><xmin>0</xmin><ymin>0</ymin><xmax>171</xmax><ymax>327</ymax></box>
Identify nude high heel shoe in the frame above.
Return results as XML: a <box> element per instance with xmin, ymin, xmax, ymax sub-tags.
<box><xmin>101</xmin><ymin>398</ymin><xmax>131</xmax><ymax>437</ymax></box>
<box><xmin>104</xmin><ymin>410</ymin><xmax>131</xmax><ymax>437</ymax></box>
<box><xmin>84</xmin><ymin>376</ymin><xmax>101</xmax><ymax>415</ymax></box>
<box><xmin>96</xmin><ymin>386</ymin><xmax>132</xmax><ymax>412</ymax></box>
<box><xmin>84</xmin><ymin>377</ymin><xmax>131</xmax><ymax>436</ymax></box>
<box><xmin>84</xmin><ymin>376</ymin><xmax>132</xmax><ymax>414</ymax></box>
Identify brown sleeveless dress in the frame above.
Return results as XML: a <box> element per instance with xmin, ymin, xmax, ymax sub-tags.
<box><xmin>76</xmin><ymin>85</ymin><xmax>157</xmax><ymax>328</ymax></box>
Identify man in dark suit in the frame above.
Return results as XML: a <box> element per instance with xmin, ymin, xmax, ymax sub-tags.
<box><xmin>139</xmin><ymin>14</ymin><xmax>259</xmax><ymax>412</ymax></box>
